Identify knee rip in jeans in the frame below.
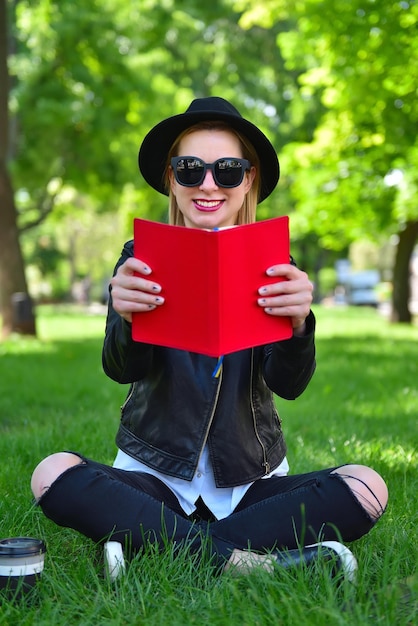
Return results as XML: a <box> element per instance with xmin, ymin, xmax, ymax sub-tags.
<box><xmin>34</xmin><ymin>454</ymin><xmax>87</xmax><ymax>504</ymax></box>
<box><xmin>333</xmin><ymin>472</ymin><xmax>387</xmax><ymax>521</ymax></box>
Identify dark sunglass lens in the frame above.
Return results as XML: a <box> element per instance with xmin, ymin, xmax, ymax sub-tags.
<box><xmin>215</xmin><ymin>159</ymin><xmax>244</xmax><ymax>187</ymax></box>
<box><xmin>176</xmin><ymin>158</ymin><xmax>204</xmax><ymax>186</ymax></box>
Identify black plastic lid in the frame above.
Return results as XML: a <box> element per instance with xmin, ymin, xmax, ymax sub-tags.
<box><xmin>0</xmin><ymin>537</ymin><xmax>46</xmax><ymax>557</ymax></box>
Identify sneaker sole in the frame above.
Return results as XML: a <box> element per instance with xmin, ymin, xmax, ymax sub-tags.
<box><xmin>307</xmin><ymin>540</ymin><xmax>358</xmax><ymax>581</ymax></box>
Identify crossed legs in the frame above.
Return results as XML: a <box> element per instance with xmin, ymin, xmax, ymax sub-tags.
<box><xmin>31</xmin><ymin>452</ymin><xmax>388</xmax><ymax>571</ymax></box>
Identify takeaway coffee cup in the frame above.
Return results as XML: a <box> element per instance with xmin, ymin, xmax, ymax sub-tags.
<box><xmin>0</xmin><ymin>537</ymin><xmax>46</xmax><ymax>599</ymax></box>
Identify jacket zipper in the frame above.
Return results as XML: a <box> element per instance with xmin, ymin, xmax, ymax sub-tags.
<box><xmin>249</xmin><ymin>349</ymin><xmax>270</xmax><ymax>475</ymax></box>
<box><xmin>195</xmin><ymin>365</ymin><xmax>223</xmax><ymax>469</ymax></box>
<box><xmin>120</xmin><ymin>382</ymin><xmax>136</xmax><ymax>413</ymax></box>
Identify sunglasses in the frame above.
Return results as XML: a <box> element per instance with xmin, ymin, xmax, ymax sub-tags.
<box><xmin>170</xmin><ymin>156</ymin><xmax>251</xmax><ymax>188</ymax></box>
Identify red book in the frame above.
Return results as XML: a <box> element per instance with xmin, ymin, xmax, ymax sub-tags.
<box><xmin>132</xmin><ymin>216</ymin><xmax>292</xmax><ymax>356</ymax></box>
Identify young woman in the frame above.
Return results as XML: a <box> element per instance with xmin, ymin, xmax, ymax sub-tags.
<box><xmin>31</xmin><ymin>97</ymin><xmax>387</xmax><ymax>575</ymax></box>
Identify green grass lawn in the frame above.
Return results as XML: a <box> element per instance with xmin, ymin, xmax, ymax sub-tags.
<box><xmin>0</xmin><ymin>305</ymin><xmax>417</xmax><ymax>625</ymax></box>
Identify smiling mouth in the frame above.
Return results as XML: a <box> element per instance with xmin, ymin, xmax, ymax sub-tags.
<box><xmin>194</xmin><ymin>199</ymin><xmax>224</xmax><ymax>211</ymax></box>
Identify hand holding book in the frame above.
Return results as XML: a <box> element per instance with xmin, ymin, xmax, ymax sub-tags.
<box><xmin>257</xmin><ymin>262</ymin><xmax>313</xmax><ymax>335</ymax></box>
<box><xmin>109</xmin><ymin>256</ymin><xmax>165</xmax><ymax>324</ymax></box>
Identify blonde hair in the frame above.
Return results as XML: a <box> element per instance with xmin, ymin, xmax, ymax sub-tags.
<box><xmin>163</xmin><ymin>122</ymin><xmax>261</xmax><ymax>226</ymax></box>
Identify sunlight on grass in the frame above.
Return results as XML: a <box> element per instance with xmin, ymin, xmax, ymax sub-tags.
<box><xmin>0</xmin><ymin>337</ymin><xmax>56</xmax><ymax>356</ymax></box>
<box><xmin>342</xmin><ymin>437</ymin><xmax>417</xmax><ymax>471</ymax></box>
<box><xmin>313</xmin><ymin>304</ymin><xmax>418</xmax><ymax>337</ymax></box>
<box><xmin>37</xmin><ymin>305</ymin><xmax>107</xmax><ymax>340</ymax></box>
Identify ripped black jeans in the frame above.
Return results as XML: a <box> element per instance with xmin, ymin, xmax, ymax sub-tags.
<box><xmin>36</xmin><ymin>456</ymin><xmax>380</xmax><ymax>568</ymax></box>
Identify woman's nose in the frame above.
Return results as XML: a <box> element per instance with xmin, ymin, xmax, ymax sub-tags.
<box><xmin>199</xmin><ymin>168</ymin><xmax>218</xmax><ymax>189</ymax></box>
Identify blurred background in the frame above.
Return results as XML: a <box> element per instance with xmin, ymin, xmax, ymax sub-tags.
<box><xmin>1</xmin><ymin>0</ymin><xmax>417</xmax><ymax>337</ymax></box>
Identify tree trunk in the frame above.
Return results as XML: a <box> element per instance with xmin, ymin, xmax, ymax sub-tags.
<box><xmin>390</xmin><ymin>220</ymin><xmax>418</xmax><ymax>324</ymax></box>
<box><xmin>0</xmin><ymin>0</ymin><xmax>36</xmax><ymax>338</ymax></box>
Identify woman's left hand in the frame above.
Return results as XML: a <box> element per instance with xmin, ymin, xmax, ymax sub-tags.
<box><xmin>258</xmin><ymin>264</ymin><xmax>313</xmax><ymax>335</ymax></box>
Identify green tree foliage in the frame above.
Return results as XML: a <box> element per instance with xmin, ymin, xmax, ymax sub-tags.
<box><xmin>10</xmin><ymin>0</ymin><xmax>296</xmax><ymax>225</ymax></box>
<box><xmin>11</xmin><ymin>0</ymin><xmax>140</xmax><ymax>206</ymax></box>
<box><xmin>238</xmin><ymin>0</ymin><xmax>418</xmax><ymax>320</ymax></box>
<box><xmin>1</xmin><ymin>0</ymin><xmax>417</xmax><ymax>334</ymax></box>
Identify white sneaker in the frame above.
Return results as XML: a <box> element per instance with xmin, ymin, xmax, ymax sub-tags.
<box><xmin>274</xmin><ymin>540</ymin><xmax>358</xmax><ymax>581</ymax></box>
<box><xmin>104</xmin><ymin>541</ymin><xmax>126</xmax><ymax>581</ymax></box>
<box><xmin>308</xmin><ymin>541</ymin><xmax>358</xmax><ymax>581</ymax></box>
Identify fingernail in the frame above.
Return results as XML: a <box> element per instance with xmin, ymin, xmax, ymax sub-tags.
<box><xmin>152</xmin><ymin>285</ymin><xmax>161</xmax><ymax>292</ymax></box>
<box><xmin>259</xmin><ymin>287</ymin><xmax>268</xmax><ymax>294</ymax></box>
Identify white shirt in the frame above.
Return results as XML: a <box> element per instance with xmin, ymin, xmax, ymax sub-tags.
<box><xmin>113</xmin><ymin>446</ymin><xmax>289</xmax><ymax>521</ymax></box>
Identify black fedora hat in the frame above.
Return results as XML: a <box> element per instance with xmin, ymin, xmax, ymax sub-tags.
<box><xmin>138</xmin><ymin>97</ymin><xmax>280</xmax><ymax>203</ymax></box>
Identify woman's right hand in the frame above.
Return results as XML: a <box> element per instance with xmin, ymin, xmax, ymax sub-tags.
<box><xmin>110</xmin><ymin>257</ymin><xmax>164</xmax><ymax>323</ymax></box>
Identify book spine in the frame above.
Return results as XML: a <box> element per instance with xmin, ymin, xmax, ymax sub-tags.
<box><xmin>207</xmin><ymin>230</ymin><xmax>222</xmax><ymax>357</ymax></box>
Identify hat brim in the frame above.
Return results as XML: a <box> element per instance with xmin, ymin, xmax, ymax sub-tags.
<box><xmin>138</xmin><ymin>109</ymin><xmax>279</xmax><ymax>203</ymax></box>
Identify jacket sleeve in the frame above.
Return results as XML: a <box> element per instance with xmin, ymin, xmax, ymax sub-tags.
<box><xmin>102</xmin><ymin>241</ymin><xmax>154</xmax><ymax>383</ymax></box>
<box><xmin>262</xmin><ymin>309</ymin><xmax>316</xmax><ymax>400</ymax></box>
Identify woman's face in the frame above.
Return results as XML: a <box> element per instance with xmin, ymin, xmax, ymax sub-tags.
<box><xmin>169</xmin><ymin>129</ymin><xmax>255</xmax><ymax>230</ymax></box>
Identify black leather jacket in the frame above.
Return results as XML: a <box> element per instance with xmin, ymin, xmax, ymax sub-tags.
<box><xmin>102</xmin><ymin>241</ymin><xmax>316</xmax><ymax>488</ymax></box>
